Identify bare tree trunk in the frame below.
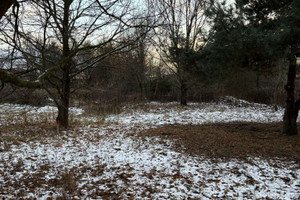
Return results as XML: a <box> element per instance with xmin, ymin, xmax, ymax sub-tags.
<box><xmin>180</xmin><ymin>81</ymin><xmax>187</xmax><ymax>106</ymax></box>
<box><xmin>139</xmin><ymin>82</ymin><xmax>144</xmax><ymax>100</ymax></box>
<box><xmin>58</xmin><ymin>68</ymin><xmax>71</xmax><ymax>128</ymax></box>
<box><xmin>58</xmin><ymin>0</ymin><xmax>72</xmax><ymax>128</ymax></box>
<box><xmin>256</xmin><ymin>69</ymin><xmax>260</xmax><ymax>90</ymax></box>
<box><xmin>282</xmin><ymin>45</ymin><xmax>298</xmax><ymax>135</ymax></box>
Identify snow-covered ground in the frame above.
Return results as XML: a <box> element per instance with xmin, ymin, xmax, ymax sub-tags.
<box><xmin>0</xmin><ymin>97</ymin><xmax>299</xmax><ymax>199</ymax></box>
<box><xmin>106</xmin><ymin>97</ymin><xmax>284</xmax><ymax>128</ymax></box>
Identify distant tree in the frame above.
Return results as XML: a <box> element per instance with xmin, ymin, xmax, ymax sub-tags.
<box><xmin>205</xmin><ymin>0</ymin><xmax>300</xmax><ymax>135</ymax></box>
<box><xmin>131</xmin><ymin>24</ymin><xmax>148</xmax><ymax>100</ymax></box>
<box><xmin>88</xmin><ymin>37</ymin><xmax>148</xmax><ymax>99</ymax></box>
<box><xmin>151</xmin><ymin>0</ymin><xmax>212</xmax><ymax>105</ymax></box>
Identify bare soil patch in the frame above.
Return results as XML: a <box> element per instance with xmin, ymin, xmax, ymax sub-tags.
<box><xmin>139</xmin><ymin>122</ymin><xmax>300</xmax><ymax>162</ymax></box>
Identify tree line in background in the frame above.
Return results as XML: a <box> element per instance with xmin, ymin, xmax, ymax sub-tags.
<box><xmin>0</xmin><ymin>0</ymin><xmax>299</xmax><ymax>135</ymax></box>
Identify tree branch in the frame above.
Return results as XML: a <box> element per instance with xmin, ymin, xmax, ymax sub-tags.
<box><xmin>0</xmin><ymin>0</ymin><xmax>16</xmax><ymax>20</ymax></box>
<box><xmin>0</xmin><ymin>69</ymin><xmax>41</xmax><ymax>88</ymax></box>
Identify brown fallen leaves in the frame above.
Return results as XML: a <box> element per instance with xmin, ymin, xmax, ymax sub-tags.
<box><xmin>138</xmin><ymin>122</ymin><xmax>300</xmax><ymax>162</ymax></box>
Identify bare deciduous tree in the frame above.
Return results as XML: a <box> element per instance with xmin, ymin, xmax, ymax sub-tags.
<box><xmin>151</xmin><ymin>0</ymin><xmax>211</xmax><ymax>105</ymax></box>
<box><xmin>0</xmin><ymin>0</ymin><xmax>153</xmax><ymax>127</ymax></box>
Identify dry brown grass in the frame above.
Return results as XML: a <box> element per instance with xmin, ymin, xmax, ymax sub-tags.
<box><xmin>138</xmin><ymin>122</ymin><xmax>300</xmax><ymax>162</ymax></box>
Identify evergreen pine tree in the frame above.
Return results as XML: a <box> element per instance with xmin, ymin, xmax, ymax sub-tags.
<box><xmin>204</xmin><ymin>0</ymin><xmax>300</xmax><ymax>135</ymax></box>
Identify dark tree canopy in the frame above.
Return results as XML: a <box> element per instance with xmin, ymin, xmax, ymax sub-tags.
<box><xmin>202</xmin><ymin>0</ymin><xmax>300</xmax><ymax>135</ymax></box>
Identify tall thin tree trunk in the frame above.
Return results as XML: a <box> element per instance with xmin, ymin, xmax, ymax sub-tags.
<box><xmin>256</xmin><ymin>68</ymin><xmax>260</xmax><ymax>90</ymax></box>
<box><xmin>282</xmin><ymin>45</ymin><xmax>298</xmax><ymax>135</ymax></box>
<box><xmin>139</xmin><ymin>82</ymin><xmax>144</xmax><ymax>100</ymax></box>
<box><xmin>180</xmin><ymin>81</ymin><xmax>187</xmax><ymax>106</ymax></box>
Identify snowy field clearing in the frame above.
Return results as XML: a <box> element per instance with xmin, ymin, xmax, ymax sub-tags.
<box><xmin>0</xmin><ymin>97</ymin><xmax>299</xmax><ymax>199</ymax></box>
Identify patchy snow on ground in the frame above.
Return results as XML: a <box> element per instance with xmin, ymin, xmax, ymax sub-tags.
<box><xmin>106</xmin><ymin>97</ymin><xmax>284</xmax><ymax>128</ymax></box>
<box><xmin>0</xmin><ymin>97</ymin><xmax>299</xmax><ymax>199</ymax></box>
<box><xmin>0</xmin><ymin>104</ymin><xmax>84</xmax><ymax>126</ymax></box>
